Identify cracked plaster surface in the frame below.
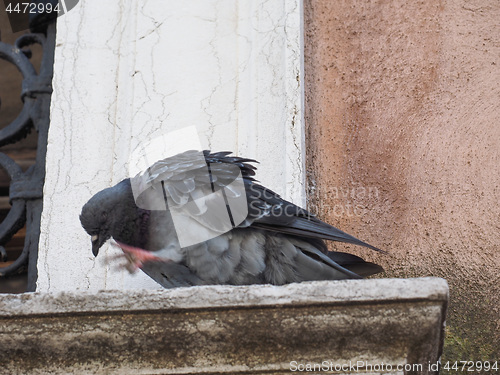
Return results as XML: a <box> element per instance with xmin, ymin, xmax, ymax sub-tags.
<box><xmin>38</xmin><ymin>0</ymin><xmax>304</xmax><ymax>292</ymax></box>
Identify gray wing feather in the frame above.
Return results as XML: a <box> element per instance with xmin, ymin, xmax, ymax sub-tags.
<box><xmin>327</xmin><ymin>251</ymin><xmax>384</xmax><ymax>277</ymax></box>
<box><xmin>140</xmin><ymin>261</ymin><xmax>204</xmax><ymax>288</ymax></box>
<box><xmin>243</xmin><ymin>182</ymin><xmax>382</xmax><ymax>253</ymax></box>
<box><xmin>288</xmin><ymin>238</ymin><xmax>363</xmax><ymax>279</ymax></box>
<box><xmin>292</xmin><ymin>251</ymin><xmax>357</xmax><ymax>281</ymax></box>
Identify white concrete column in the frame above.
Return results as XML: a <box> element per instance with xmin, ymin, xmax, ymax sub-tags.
<box><xmin>38</xmin><ymin>0</ymin><xmax>305</xmax><ymax>291</ymax></box>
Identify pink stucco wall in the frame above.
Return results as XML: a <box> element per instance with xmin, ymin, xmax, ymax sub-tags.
<box><xmin>304</xmin><ymin>0</ymin><xmax>499</xmax><ymax>358</ymax></box>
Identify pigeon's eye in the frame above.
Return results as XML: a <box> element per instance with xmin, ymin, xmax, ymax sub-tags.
<box><xmin>91</xmin><ymin>234</ymin><xmax>99</xmax><ymax>243</ymax></box>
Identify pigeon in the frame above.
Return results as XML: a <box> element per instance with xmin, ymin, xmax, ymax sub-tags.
<box><xmin>80</xmin><ymin>150</ymin><xmax>383</xmax><ymax>288</ymax></box>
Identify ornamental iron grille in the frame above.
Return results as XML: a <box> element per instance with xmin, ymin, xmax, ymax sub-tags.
<box><xmin>0</xmin><ymin>14</ymin><xmax>56</xmax><ymax>291</ymax></box>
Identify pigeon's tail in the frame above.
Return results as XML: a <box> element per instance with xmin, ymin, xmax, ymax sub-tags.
<box><xmin>301</xmin><ymin>218</ymin><xmax>385</xmax><ymax>253</ymax></box>
<box><xmin>256</xmin><ymin>216</ymin><xmax>385</xmax><ymax>253</ymax></box>
<box><xmin>288</xmin><ymin>238</ymin><xmax>383</xmax><ymax>280</ymax></box>
<box><xmin>327</xmin><ymin>251</ymin><xmax>384</xmax><ymax>277</ymax></box>
<box><xmin>292</xmin><ymin>249</ymin><xmax>362</xmax><ymax>281</ymax></box>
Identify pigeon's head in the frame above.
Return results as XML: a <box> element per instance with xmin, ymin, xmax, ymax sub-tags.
<box><xmin>80</xmin><ymin>196</ymin><xmax>113</xmax><ymax>257</ymax></box>
<box><xmin>80</xmin><ymin>180</ymin><xmax>132</xmax><ymax>257</ymax></box>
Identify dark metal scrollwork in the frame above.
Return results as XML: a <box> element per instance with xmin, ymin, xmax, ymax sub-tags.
<box><xmin>0</xmin><ymin>22</ymin><xmax>56</xmax><ymax>291</ymax></box>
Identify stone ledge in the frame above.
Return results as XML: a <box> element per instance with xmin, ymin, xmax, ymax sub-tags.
<box><xmin>0</xmin><ymin>277</ymin><xmax>448</xmax><ymax>374</ymax></box>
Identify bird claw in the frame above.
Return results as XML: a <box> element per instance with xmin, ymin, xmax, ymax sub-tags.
<box><xmin>104</xmin><ymin>253</ymin><xmax>139</xmax><ymax>273</ymax></box>
<box><xmin>110</xmin><ymin>240</ymin><xmax>162</xmax><ymax>272</ymax></box>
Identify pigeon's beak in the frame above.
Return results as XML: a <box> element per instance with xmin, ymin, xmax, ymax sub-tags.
<box><xmin>91</xmin><ymin>235</ymin><xmax>100</xmax><ymax>257</ymax></box>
